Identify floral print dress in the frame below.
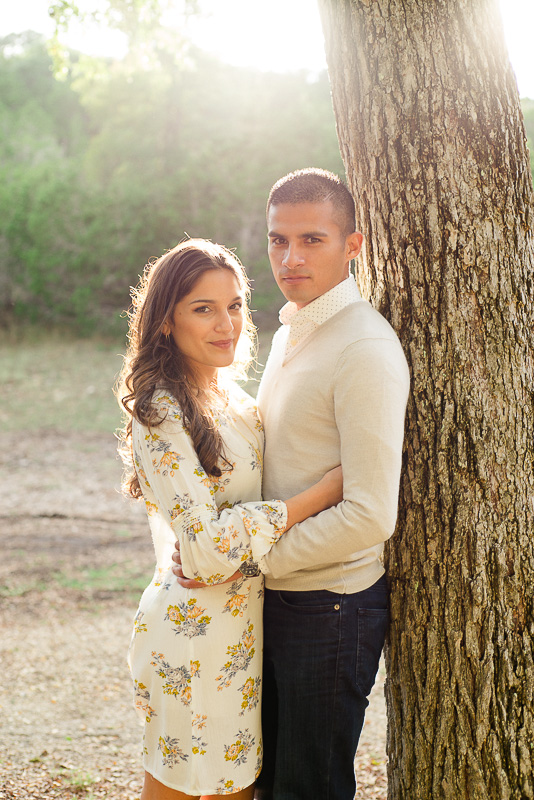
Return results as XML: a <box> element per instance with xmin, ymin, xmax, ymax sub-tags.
<box><xmin>129</xmin><ymin>385</ymin><xmax>287</xmax><ymax>796</ymax></box>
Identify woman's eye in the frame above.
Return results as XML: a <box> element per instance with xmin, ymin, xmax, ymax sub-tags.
<box><xmin>194</xmin><ymin>306</ymin><xmax>211</xmax><ymax>314</ymax></box>
<box><xmin>230</xmin><ymin>303</ymin><xmax>243</xmax><ymax>311</ymax></box>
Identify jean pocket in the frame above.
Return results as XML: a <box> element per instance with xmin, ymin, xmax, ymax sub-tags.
<box><xmin>355</xmin><ymin>607</ymin><xmax>389</xmax><ymax>696</ymax></box>
<box><xmin>278</xmin><ymin>589</ymin><xmax>341</xmax><ymax>614</ymax></box>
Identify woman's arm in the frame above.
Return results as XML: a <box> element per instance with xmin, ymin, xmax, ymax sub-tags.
<box><xmin>172</xmin><ymin>465</ymin><xmax>343</xmax><ymax>587</ymax></box>
<box><xmin>285</xmin><ymin>465</ymin><xmax>343</xmax><ymax>530</ymax></box>
<box><xmin>133</xmin><ymin>395</ymin><xmax>292</xmax><ymax>584</ymax></box>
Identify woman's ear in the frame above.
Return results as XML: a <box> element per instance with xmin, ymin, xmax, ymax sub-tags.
<box><xmin>162</xmin><ymin>320</ymin><xmax>170</xmax><ymax>336</ymax></box>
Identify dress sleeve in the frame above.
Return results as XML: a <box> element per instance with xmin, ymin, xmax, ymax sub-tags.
<box><xmin>132</xmin><ymin>397</ymin><xmax>287</xmax><ymax>584</ymax></box>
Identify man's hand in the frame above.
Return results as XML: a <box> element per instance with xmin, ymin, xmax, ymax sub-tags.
<box><xmin>172</xmin><ymin>540</ymin><xmax>242</xmax><ymax>588</ymax></box>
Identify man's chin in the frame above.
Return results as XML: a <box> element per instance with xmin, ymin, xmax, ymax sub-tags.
<box><xmin>282</xmin><ymin>290</ymin><xmax>317</xmax><ymax>309</ymax></box>
<box><xmin>278</xmin><ymin>284</ymin><xmax>312</xmax><ymax>304</ymax></box>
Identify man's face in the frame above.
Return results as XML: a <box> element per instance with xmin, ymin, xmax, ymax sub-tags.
<box><xmin>267</xmin><ymin>200</ymin><xmax>363</xmax><ymax>309</ymax></box>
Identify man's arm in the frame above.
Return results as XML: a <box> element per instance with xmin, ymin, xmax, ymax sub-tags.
<box><xmin>259</xmin><ymin>337</ymin><xmax>410</xmax><ymax>579</ymax></box>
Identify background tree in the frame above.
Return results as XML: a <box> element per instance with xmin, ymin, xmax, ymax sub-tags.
<box><xmin>318</xmin><ymin>0</ymin><xmax>534</xmax><ymax>798</ymax></box>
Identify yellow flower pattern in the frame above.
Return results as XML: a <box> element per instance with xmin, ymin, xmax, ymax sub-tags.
<box><xmin>164</xmin><ymin>599</ymin><xmax>212</xmax><ymax>638</ymax></box>
<box><xmin>133</xmin><ymin>611</ymin><xmax>147</xmax><ymax>633</ymax></box>
<box><xmin>223</xmin><ymin>729</ymin><xmax>255</xmax><ymax>765</ymax></box>
<box><xmin>158</xmin><ymin>734</ymin><xmax>189</xmax><ymax>767</ymax></box>
<box><xmin>157</xmin><ymin>450</ymin><xmax>183</xmax><ymax>476</ymax></box>
<box><xmin>150</xmin><ymin>652</ymin><xmax>200</xmax><ymax>705</ymax></box>
<box><xmin>238</xmin><ymin>676</ymin><xmax>261</xmax><ymax>715</ymax></box>
<box><xmin>133</xmin><ymin>680</ymin><xmax>157</xmax><ymax>723</ymax></box>
<box><xmin>216</xmin><ymin>622</ymin><xmax>256</xmax><ymax>691</ymax></box>
<box><xmin>223</xmin><ymin>578</ymin><xmax>248</xmax><ymax>618</ymax></box>
<box><xmin>128</xmin><ymin>386</ymin><xmax>287</xmax><ymax>794</ymax></box>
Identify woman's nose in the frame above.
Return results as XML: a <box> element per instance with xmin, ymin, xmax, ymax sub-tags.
<box><xmin>215</xmin><ymin>311</ymin><xmax>234</xmax><ymax>332</ymax></box>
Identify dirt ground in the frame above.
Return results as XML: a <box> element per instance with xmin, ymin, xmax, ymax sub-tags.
<box><xmin>0</xmin><ymin>429</ymin><xmax>387</xmax><ymax>799</ymax></box>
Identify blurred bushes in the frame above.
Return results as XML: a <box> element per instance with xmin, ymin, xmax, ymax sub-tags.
<box><xmin>4</xmin><ymin>31</ymin><xmax>530</xmax><ymax>336</ymax></box>
<box><xmin>0</xmin><ymin>31</ymin><xmax>344</xmax><ymax>334</ymax></box>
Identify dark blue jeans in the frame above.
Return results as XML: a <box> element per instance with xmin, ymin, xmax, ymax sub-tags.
<box><xmin>255</xmin><ymin>575</ymin><xmax>388</xmax><ymax>800</ymax></box>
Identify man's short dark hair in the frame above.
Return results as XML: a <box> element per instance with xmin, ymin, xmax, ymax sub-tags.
<box><xmin>267</xmin><ymin>168</ymin><xmax>356</xmax><ymax>237</ymax></box>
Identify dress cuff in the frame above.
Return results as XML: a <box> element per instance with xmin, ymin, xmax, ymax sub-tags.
<box><xmin>242</xmin><ymin>500</ymin><xmax>287</xmax><ymax>563</ymax></box>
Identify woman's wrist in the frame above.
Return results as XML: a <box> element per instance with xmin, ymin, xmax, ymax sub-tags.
<box><xmin>285</xmin><ymin>482</ymin><xmax>329</xmax><ymax>530</ymax></box>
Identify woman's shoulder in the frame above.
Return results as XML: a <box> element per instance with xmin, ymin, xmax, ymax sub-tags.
<box><xmin>151</xmin><ymin>389</ymin><xmax>183</xmax><ymax>416</ymax></box>
<box><xmin>224</xmin><ymin>381</ymin><xmax>263</xmax><ymax>435</ymax></box>
<box><xmin>132</xmin><ymin>390</ymin><xmax>184</xmax><ymax>435</ymax></box>
<box><xmin>226</xmin><ymin>380</ymin><xmax>257</xmax><ymax>412</ymax></box>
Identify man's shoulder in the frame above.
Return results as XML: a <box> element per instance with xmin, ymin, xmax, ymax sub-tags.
<box><xmin>324</xmin><ymin>300</ymin><xmax>401</xmax><ymax>345</ymax></box>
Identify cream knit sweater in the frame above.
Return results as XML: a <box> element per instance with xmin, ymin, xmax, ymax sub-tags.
<box><xmin>257</xmin><ymin>300</ymin><xmax>410</xmax><ymax>593</ymax></box>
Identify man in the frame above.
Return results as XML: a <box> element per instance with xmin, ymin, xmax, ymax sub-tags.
<box><xmin>253</xmin><ymin>169</ymin><xmax>409</xmax><ymax>800</ymax></box>
<box><xmin>174</xmin><ymin>168</ymin><xmax>409</xmax><ymax>799</ymax></box>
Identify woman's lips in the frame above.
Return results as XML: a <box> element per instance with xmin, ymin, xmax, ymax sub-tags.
<box><xmin>210</xmin><ymin>339</ymin><xmax>234</xmax><ymax>349</ymax></box>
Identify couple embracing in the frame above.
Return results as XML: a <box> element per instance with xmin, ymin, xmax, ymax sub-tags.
<box><xmin>116</xmin><ymin>168</ymin><xmax>410</xmax><ymax>800</ymax></box>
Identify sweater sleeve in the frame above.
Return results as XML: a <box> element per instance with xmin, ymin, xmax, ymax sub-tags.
<box><xmin>132</xmin><ymin>398</ymin><xmax>287</xmax><ymax>585</ymax></box>
<box><xmin>259</xmin><ymin>337</ymin><xmax>409</xmax><ymax>579</ymax></box>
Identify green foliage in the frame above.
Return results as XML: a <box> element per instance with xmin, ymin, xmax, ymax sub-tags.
<box><xmin>0</xmin><ymin>32</ymin><xmax>343</xmax><ymax>333</ymax></box>
<box><xmin>521</xmin><ymin>98</ymin><xmax>534</xmax><ymax>177</ymax></box>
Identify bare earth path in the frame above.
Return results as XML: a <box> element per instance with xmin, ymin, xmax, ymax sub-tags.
<box><xmin>0</xmin><ymin>429</ymin><xmax>387</xmax><ymax>799</ymax></box>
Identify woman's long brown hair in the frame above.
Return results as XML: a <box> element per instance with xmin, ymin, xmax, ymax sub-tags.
<box><xmin>115</xmin><ymin>238</ymin><xmax>255</xmax><ymax>498</ymax></box>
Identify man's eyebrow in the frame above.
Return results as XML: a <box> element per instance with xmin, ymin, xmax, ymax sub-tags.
<box><xmin>267</xmin><ymin>230</ymin><xmax>329</xmax><ymax>238</ymax></box>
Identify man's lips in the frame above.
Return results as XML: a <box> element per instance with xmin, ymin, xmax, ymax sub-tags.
<box><xmin>281</xmin><ymin>274</ymin><xmax>309</xmax><ymax>283</ymax></box>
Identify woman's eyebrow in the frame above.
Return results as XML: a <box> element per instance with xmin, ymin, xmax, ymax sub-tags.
<box><xmin>188</xmin><ymin>295</ymin><xmax>242</xmax><ymax>305</ymax></box>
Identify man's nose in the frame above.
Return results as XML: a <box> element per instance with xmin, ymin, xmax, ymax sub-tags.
<box><xmin>282</xmin><ymin>245</ymin><xmax>304</xmax><ymax>269</ymax></box>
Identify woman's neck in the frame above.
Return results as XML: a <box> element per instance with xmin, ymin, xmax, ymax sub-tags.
<box><xmin>189</xmin><ymin>364</ymin><xmax>218</xmax><ymax>393</ymax></box>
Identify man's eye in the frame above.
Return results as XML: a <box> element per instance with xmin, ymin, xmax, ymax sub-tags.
<box><xmin>306</xmin><ymin>237</ymin><xmax>320</xmax><ymax>244</ymax></box>
<box><xmin>271</xmin><ymin>238</ymin><xmax>285</xmax><ymax>246</ymax></box>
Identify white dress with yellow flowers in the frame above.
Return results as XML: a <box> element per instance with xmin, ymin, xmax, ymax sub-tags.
<box><xmin>128</xmin><ymin>384</ymin><xmax>287</xmax><ymax>796</ymax></box>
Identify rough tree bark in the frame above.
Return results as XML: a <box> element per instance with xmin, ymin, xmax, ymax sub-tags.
<box><xmin>318</xmin><ymin>1</ymin><xmax>534</xmax><ymax>798</ymax></box>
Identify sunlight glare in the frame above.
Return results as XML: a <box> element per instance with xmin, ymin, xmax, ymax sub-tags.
<box><xmin>0</xmin><ymin>0</ymin><xmax>532</xmax><ymax>96</ymax></box>
<box><xmin>498</xmin><ymin>0</ymin><xmax>534</xmax><ymax>98</ymax></box>
<box><xmin>181</xmin><ymin>0</ymin><xmax>326</xmax><ymax>74</ymax></box>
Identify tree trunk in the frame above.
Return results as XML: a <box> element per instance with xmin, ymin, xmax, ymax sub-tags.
<box><xmin>318</xmin><ymin>1</ymin><xmax>534</xmax><ymax>798</ymax></box>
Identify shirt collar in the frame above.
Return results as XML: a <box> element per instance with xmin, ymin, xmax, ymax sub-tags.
<box><xmin>279</xmin><ymin>274</ymin><xmax>361</xmax><ymax>327</ymax></box>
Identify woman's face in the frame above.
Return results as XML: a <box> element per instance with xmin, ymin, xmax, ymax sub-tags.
<box><xmin>164</xmin><ymin>268</ymin><xmax>245</xmax><ymax>386</ymax></box>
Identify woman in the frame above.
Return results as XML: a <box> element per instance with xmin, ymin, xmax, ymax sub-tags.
<box><xmin>116</xmin><ymin>239</ymin><xmax>342</xmax><ymax>800</ymax></box>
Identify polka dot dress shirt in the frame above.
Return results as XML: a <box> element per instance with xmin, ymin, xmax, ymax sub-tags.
<box><xmin>279</xmin><ymin>274</ymin><xmax>362</xmax><ymax>357</ymax></box>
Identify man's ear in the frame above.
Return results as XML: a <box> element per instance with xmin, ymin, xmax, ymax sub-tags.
<box><xmin>346</xmin><ymin>231</ymin><xmax>364</xmax><ymax>260</ymax></box>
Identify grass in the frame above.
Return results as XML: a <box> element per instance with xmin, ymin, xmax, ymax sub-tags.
<box><xmin>0</xmin><ymin>564</ymin><xmax>154</xmax><ymax>601</ymax></box>
<box><xmin>0</xmin><ymin>327</ymin><xmax>275</xmax><ymax>434</ymax></box>
<box><xmin>52</xmin><ymin>766</ymin><xmax>101</xmax><ymax>792</ymax></box>
<box><xmin>0</xmin><ymin>330</ymin><xmax>125</xmax><ymax>434</ymax></box>
<box><xmin>52</xmin><ymin>563</ymin><xmax>153</xmax><ymax>596</ymax></box>
<box><xmin>0</xmin><ymin>579</ymin><xmax>51</xmax><ymax>598</ymax></box>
